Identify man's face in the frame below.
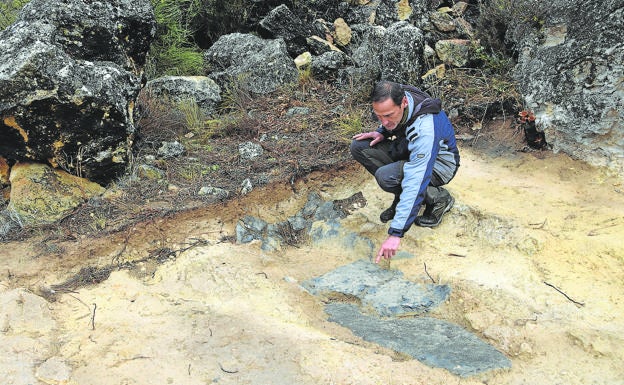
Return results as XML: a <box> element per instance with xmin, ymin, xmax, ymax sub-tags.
<box><xmin>372</xmin><ymin>96</ymin><xmax>407</xmax><ymax>131</ymax></box>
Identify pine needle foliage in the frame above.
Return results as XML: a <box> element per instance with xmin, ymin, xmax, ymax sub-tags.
<box><xmin>146</xmin><ymin>0</ymin><xmax>205</xmax><ymax>78</ymax></box>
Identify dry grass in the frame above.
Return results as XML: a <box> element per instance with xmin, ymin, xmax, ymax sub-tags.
<box><xmin>1</xmin><ymin>74</ymin><xmax>524</xmax><ymax>244</ymax></box>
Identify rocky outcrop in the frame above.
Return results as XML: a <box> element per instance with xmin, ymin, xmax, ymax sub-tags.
<box><xmin>8</xmin><ymin>162</ymin><xmax>105</xmax><ymax>226</ymax></box>
<box><xmin>204</xmin><ymin>33</ymin><xmax>299</xmax><ymax>95</ymax></box>
<box><xmin>143</xmin><ymin>76</ymin><xmax>222</xmax><ymax>117</ymax></box>
<box><xmin>510</xmin><ymin>0</ymin><xmax>623</xmax><ymax>174</ymax></box>
<box><xmin>0</xmin><ymin>0</ymin><xmax>155</xmax><ymax>185</ymax></box>
<box><xmin>259</xmin><ymin>4</ymin><xmax>310</xmax><ymax>57</ymax></box>
<box><xmin>250</xmin><ymin>2</ymin><xmax>473</xmax><ymax>93</ymax></box>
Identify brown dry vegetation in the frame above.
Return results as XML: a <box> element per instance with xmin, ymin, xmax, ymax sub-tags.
<box><xmin>1</xmin><ymin>70</ymin><xmax>528</xmax><ymax>250</ymax></box>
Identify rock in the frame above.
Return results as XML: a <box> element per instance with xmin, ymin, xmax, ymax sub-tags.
<box><xmin>258</xmin><ymin>4</ymin><xmax>309</xmax><ymax>56</ymax></box>
<box><xmin>306</xmin><ymin>35</ymin><xmax>342</xmax><ymax>56</ymax></box>
<box><xmin>234</xmin><ymin>192</ymin><xmax>370</xmax><ymax>252</ymax></box>
<box><xmin>0</xmin><ymin>157</ymin><xmax>9</xmax><ymax>185</ymax></box>
<box><xmin>0</xmin><ymin>0</ymin><xmax>155</xmax><ymax>185</ymax></box>
<box><xmin>302</xmin><ymin>259</ymin><xmax>450</xmax><ymax>317</ymax></box>
<box><xmin>157</xmin><ymin>141</ymin><xmax>185</xmax><ymax>158</ymax></box>
<box><xmin>137</xmin><ymin>164</ymin><xmax>165</xmax><ymax>180</ymax></box>
<box><xmin>197</xmin><ymin>186</ymin><xmax>229</xmax><ymax>200</ymax></box>
<box><xmin>236</xmin><ymin>215</ymin><xmax>268</xmax><ymax>244</ymax></box>
<box><xmin>452</xmin><ymin>1</ymin><xmax>470</xmax><ymax>16</ymax></box>
<box><xmin>381</xmin><ymin>21</ymin><xmax>425</xmax><ymax>85</ymax></box>
<box><xmin>454</xmin><ymin>17</ymin><xmax>475</xmax><ymax>39</ymax></box>
<box><xmin>238</xmin><ymin>141</ymin><xmax>264</xmax><ymax>161</ymax></box>
<box><xmin>435</xmin><ymin>38</ymin><xmax>473</xmax><ymax>67</ymax></box>
<box><xmin>374</xmin><ymin>0</ymin><xmax>405</xmax><ymax>27</ymax></box>
<box><xmin>430</xmin><ymin>10</ymin><xmax>456</xmax><ymax>32</ymax></box>
<box><xmin>312</xmin><ymin>51</ymin><xmax>348</xmax><ymax>81</ymax></box>
<box><xmin>35</xmin><ymin>357</ymin><xmax>72</xmax><ymax>385</ymax></box>
<box><xmin>294</xmin><ymin>51</ymin><xmax>312</xmax><ymax>70</ymax></box>
<box><xmin>325</xmin><ymin>302</ymin><xmax>512</xmax><ymax>377</ymax></box>
<box><xmin>332</xmin><ymin>18</ymin><xmax>352</xmax><ymax>47</ymax></box>
<box><xmin>204</xmin><ymin>33</ymin><xmax>299</xmax><ymax>95</ymax></box>
<box><xmin>239</xmin><ymin>178</ymin><xmax>253</xmax><ymax>195</ymax></box>
<box><xmin>344</xmin><ymin>2</ymin><xmax>377</xmax><ymax>25</ymax></box>
<box><xmin>286</xmin><ymin>107</ymin><xmax>311</xmax><ymax>116</ymax></box>
<box><xmin>143</xmin><ymin>76</ymin><xmax>221</xmax><ymax>117</ymax></box>
<box><xmin>337</xmin><ymin>23</ymin><xmax>385</xmax><ymax>86</ymax></box>
<box><xmin>510</xmin><ymin>0</ymin><xmax>624</xmax><ymax>175</ymax></box>
<box><xmin>8</xmin><ymin>163</ymin><xmax>105</xmax><ymax>226</ymax></box>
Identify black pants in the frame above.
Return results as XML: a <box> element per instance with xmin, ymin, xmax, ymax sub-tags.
<box><xmin>350</xmin><ymin>138</ymin><xmax>456</xmax><ymax>211</ymax></box>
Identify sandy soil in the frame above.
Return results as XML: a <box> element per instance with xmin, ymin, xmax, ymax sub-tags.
<box><xmin>1</xmin><ymin>146</ymin><xmax>623</xmax><ymax>385</ymax></box>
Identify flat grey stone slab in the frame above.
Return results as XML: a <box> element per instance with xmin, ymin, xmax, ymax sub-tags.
<box><xmin>302</xmin><ymin>260</ymin><xmax>512</xmax><ymax>376</ymax></box>
<box><xmin>302</xmin><ymin>259</ymin><xmax>450</xmax><ymax>316</ymax></box>
<box><xmin>326</xmin><ymin>303</ymin><xmax>512</xmax><ymax>377</ymax></box>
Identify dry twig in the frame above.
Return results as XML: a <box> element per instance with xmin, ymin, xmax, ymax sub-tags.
<box><xmin>543</xmin><ymin>281</ymin><xmax>585</xmax><ymax>307</ymax></box>
<box><xmin>424</xmin><ymin>262</ymin><xmax>436</xmax><ymax>284</ymax></box>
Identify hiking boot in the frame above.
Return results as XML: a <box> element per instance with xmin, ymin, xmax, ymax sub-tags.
<box><xmin>380</xmin><ymin>206</ymin><xmax>396</xmax><ymax>223</ymax></box>
<box><xmin>416</xmin><ymin>195</ymin><xmax>454</xmax><ymax>227</ymax></box>
<box><xmin>379</xmin><ymin>194</ymin><xmax>400</xmax><ymax>223</ymax></box>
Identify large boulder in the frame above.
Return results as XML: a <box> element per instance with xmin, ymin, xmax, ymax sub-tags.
<box><xmin>338</xmin><ymin>23</ymin><xmax>386</xmax><ymax>86</ymax></box>
<box><xmin>510</xmin><ymin>0</ymin><xmax>623</xmax><ymax>174</ymax></box>
<box><xmin>380</xmin><ymin>21</ymin><xmax>425</xmax><ymax>85</ymax></box>
<box><xmin>337</xmin><ymin>21</ymin><xmax>426</xmax><ymax>88</ymax></box>
<box><xmin>143</xmin><ymin>76</ymin><xmax>222</xmax><ymax>117</ymax></box>
<box><xmin>258</xmin><ymin>4</ymin><xmax>310</xmax><ymax>57</ymax></box>
<box><xmin>0</xmin><ymin>0</ymin><xmax>156</xmax><ymax>185</ymax></box>
<box><xmin>204</xmin><ymin>33</ymin><xmax>299</xmax><ymax>95</ymax></box>
<box><xmin>8</xmin><ymin>162</ymin><xmax>105</xmax><ymax>226</ymax></box>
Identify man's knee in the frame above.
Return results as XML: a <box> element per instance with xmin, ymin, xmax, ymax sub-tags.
<box><xmin>350</xmin><ymin>139</ymin><xmax>369</xmax><ymax>158</ymax></box>
<box><xmin>375</xmin><ymin>166</ymin><xmax>402</xmax><ymax>193</ymax></box>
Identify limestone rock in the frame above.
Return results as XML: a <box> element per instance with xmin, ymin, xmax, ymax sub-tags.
<box><xmin>204</xmin><ymin>33</ymin><xmax>299</xmax><ymax>95</ymax></box>
<box><xmin>435</xmin><ymin>38</ymin><xmax>473</xmax><ymax>67</ymax></box>
<box><xmin>143</xmin><ymin>76</ymin><xmax>221</xmax><ymax>117</ymax></box>
<box><xmin>8</xmin><ymin>163</ymin><xmax>105</xmax><ymax>226</ymax></box>
<box><xmin>332</xmin><ymin>17</ymin><xmax>352</xmax><ymax>47</ymax></box>
<box><xmin>294</xmin><ymin>51</ymin><xmax>312</xmax><ymax>70</ymax></box>
<box><xmin>0</xmin><ymin>0</ymin><xmax>155</xmax><ymax>185</ymax></box>
<box><xmin>510</xmin><ymin>0</ymin><xmax>623</xmax><ymax>174</ymax></box>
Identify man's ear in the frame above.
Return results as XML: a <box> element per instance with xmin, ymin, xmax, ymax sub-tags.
<box><xmin>401</xmin><ymin>96</ymin><xmax>408</xmax><ymax>108</ymax></box>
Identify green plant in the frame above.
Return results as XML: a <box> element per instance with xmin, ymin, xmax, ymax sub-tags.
<box><xmin>220</xmin><ymin>73</ymin><xmax>254</xmax><ymax>114</ymax></box>
<box><xmin>335</xmin><ymin>111</ymin><xmax>365</xmax><ymax>140</ymax></box>
<box><xmin>177</xmin><ymin>98</ymin><xmax>205</xmax><ymax>132</ymax></box>
<box><xmin>298</xmin><ymin>66</ymin><xmax>314</xmax><ymax>89</ymax></box>
<box><xmin>146</xmin><ymin>0</ymin><xmax>205</xmax><ymax>78</ymax></box>
<box><xmin>472</xmin><ymin>43</ymin><xmax>513</xmax><ymax>74</ymax></box>
<box><xmin>0</xmin><ymin>0</ymin><xmax>29</xmax><ymax>30</ymax></box>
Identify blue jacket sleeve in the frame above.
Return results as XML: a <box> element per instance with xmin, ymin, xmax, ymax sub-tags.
<box><xmin>387</xmin><ymin>114</ymin><xmax>436</xmax><ymax>237</ymax></box>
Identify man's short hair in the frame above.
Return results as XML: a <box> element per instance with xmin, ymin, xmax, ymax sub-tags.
<box><xmin>371</xmin><ymin>80</ymin><xmax>404</xmax><ymax>106</ymax></box>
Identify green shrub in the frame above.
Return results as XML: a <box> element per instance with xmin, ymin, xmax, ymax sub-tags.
<box><xmin>335</xmin><ymin>111</ymin><xmax>365</xmax><ymax>140</ymax></box>
<box><xmin>146</xmin><ymin>0</ymin><xmax>205</xmax><ymax>78</ymax></box>
<box><xmin>177</xmin><ymin>98</ymin><xmax>206</xmax><ymax>132</ymax></box>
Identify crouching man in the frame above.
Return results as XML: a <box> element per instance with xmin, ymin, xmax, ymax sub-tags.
<box><xmin>351</xmin><ymin>80</ymin><xmax>460</xmax><ymax>263</ymax></box>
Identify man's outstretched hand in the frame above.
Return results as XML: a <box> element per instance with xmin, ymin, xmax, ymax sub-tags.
<box><xmin>375</xmin><ymin>235</ymin><xmax>401</xmax><ymax>263</ymax></box>
<box><xmin>352</xmin><ymin>131</ymin><xmax>384</xmax><ymax>147</ymax></box>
